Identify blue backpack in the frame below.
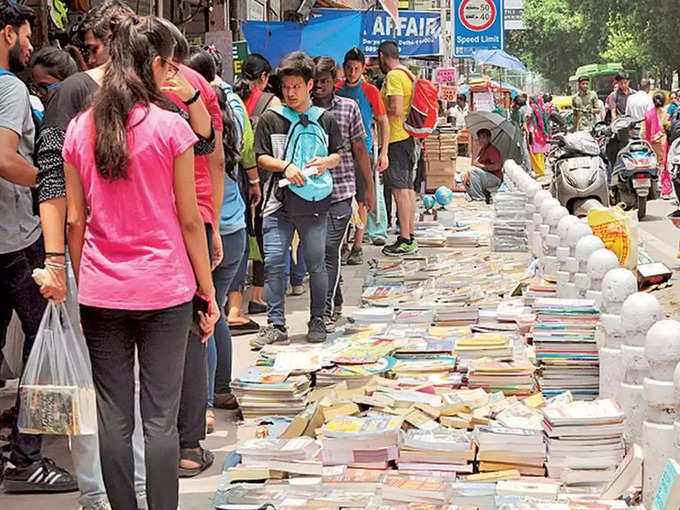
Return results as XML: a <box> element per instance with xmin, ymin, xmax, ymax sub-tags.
<box><xmin>271</xmin><ymin>105</ymin><xmax>333</xmax><ymax>203</ymax></box>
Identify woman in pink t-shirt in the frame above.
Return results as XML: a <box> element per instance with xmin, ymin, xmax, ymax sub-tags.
<box><xmin>62</xmin><ymin>16</ymin><xmax>218</xmax><ymax>510</ymax></box>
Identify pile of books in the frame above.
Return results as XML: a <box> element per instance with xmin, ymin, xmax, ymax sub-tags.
<box><xmin>320</xmin><ymin>414</ymin><xmax>403</xmax><ymax>467</ymax></box>
<box><xmin>531</xmin><ymin>298</ymin><xmax>600</xmax><ymax>399</ymax></box>
<box><xmin>491</xmin><ymin>192</ymin><xmax>529</xmax><ymax>253</ymax></box>
<box><xmin>466</xmin><ymin>358</ymin><xmax>538</xmax><ymax>396</ymax></box>
<box><xmin>454</xmin><ymin>333</ymin><xmax>514</xmax><ymax>360</ymax></box>
<box><xmin>474</xmin><ymin>424</ymin><xmax>547</xmax><ymax>476</ymax></box>
<box><xmin>229</xmin><ymin>436</ymin><xmax>322</xmax><ymax>481</ymax></box>
<box><xmin>542</xmin><ymin>398</ymin><xmax>626</xmax><ymax>485</ymax></box>
<box><xmin>398</xmin><ymin>428</ymin><xmax>476</xmax><ymax>474</ymax></box>
<box><xmin>230</xmin><ymin>367</ymin><xmax>311</xmax><ymax>419</ymax></box>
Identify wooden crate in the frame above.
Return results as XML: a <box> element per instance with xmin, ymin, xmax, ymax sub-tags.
<box><xmin>426</xmin><ymin>173</ymin><xmax>455</xmax><ymax>192</ymax></box>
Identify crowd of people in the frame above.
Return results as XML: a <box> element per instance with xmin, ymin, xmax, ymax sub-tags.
<box><xmin>0</xmin><ymin>0</ymin><xmax>440</xmax><ymax>507</ymax></box>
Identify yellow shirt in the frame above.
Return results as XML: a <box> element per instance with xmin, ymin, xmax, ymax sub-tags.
<box><xmin>381</xmin><ymin>67</ymin><xmax>413</xmax><ymax>143</ymax></box>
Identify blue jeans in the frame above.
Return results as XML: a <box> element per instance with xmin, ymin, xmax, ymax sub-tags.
<box><xmin>207</xmin><ymin>228</ymin><xmax>246</xmax><ymax>406</ymax></box>
<box><xmin>284</xmin><ymin>244</ymin><xmax>306</xmax><ymax>286</ymax></box>
<box><xmin>263</xmin><ymin>210</ymin><xmax>328</xmax><ymax>326</ymax></box>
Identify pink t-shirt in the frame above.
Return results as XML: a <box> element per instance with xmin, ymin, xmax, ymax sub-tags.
<box><xmin>165</xmin><ymin>64</ymin><xmax>224</xmax><ymax>225</ymax></box>
<box><xmin>63</xmin><ymin>103</ymin><xmax>199</xmax><ymax>310</ymax></box>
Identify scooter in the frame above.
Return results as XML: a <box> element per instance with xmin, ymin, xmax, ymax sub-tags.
<box><xmin>605</xmin><ymin>115</ymin><xmax>659</xmax><ymax>220</ymax></box>
<box><xmin>548</xmin><ymin>130</ymin><xmax>609</xmax><ymax>216</ymax></box>
<box><xmin>668</xmin><ymin>137</ymin><xmax>680</xmax><ymax>202</ymax></box>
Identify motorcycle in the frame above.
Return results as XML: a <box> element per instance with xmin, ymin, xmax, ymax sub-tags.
<box><xmin>605</xmin><ymin>115</ymin><xmax>659</xmax><ymax>220</ymax></box>
<box><xmin>669</xmin><ymin>137</ymin><xmax>680</xmax><ymax>202</ymax></box>
<box><xmin>548</xmin><ymin>130</ymin><xmax>609</xmax><ymax>216</ymax></box>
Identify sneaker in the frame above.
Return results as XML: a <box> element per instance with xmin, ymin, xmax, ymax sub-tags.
<box><xmin>406</xmin><ymin>238</ymin><xmax>419</xmax><ymax>255</ymax></box>
<box><xmin>307</xmin><ymin>317</ymin><xmax>327</xmax><ymax>343</ymax></box>
<box><xmin>4</xmin><ymin>457</ymin><xmax>78</xmax><ymax>493</ymax></box>
<box><xmin>372</xmin><ymin>236</ymin><xmax>387</xmax><ymax>246</ymax></box>
<box><xmin>346</xmin><ymin>246</ymin><xmax>363</xmax><ymax>266</ymax></box>
<box><xmin>323</xmin><ymin>315</ymin><xmax>336</xmax><ymax>334</ymax></box>
<box><xmin>250</xmin><ymin>325</ymin><xmax>289</xmax><ymax>349</ymax></box>
<box><xmin>340</xmin><ymin>244</ymin><xmax>351</xmax><ymax>265</ymax></box>
<box><xmin>290</xmin><ymin>284</ymin><xmax>306</xmax><ymax>296</ymax></box>
<box><xmin>332</xmin><ymin>305</ymin><xmax>343</xmax><ymax>321</ymax></box>
<box><xmin>81</xmin><ymin>501</ymin><xmax>110</xmax><ymax>510</ymax></box>
<box><xmin>382</xmin><ymin>238</ymin><xmax>412</xmax><ymax>257</ymax></box>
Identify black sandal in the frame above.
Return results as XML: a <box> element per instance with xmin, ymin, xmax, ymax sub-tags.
<box><xmin>229</xmin><ymin>319</ymin><xmax>261</xmax><ymax>336</ymax></box>
<box><xmin>178</xmin><ymin>447</ymin><xmax>215</xmax><ymax>478</ymax></box>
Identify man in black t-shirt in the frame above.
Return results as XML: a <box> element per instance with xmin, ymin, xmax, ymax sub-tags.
<box><xmin>251</xmin><ymin>51</ymin><xmax>344</xmax><ymax>347</ymax></box>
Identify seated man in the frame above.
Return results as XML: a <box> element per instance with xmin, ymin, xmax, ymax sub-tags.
<box><xmin>465</xmin><ymin>128</ymin><xmax>503</xmax><ymax>201</ymax></box>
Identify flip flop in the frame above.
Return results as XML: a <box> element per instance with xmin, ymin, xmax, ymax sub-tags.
<box><xmin>229</xmin><ymin>319</ymin><xmax>260</xmax><ymax>336</ymax></box>
<box><xmin>178</xmin><ymin>447</ymin><xmax>214</xmax><ymax>478</ymax></box>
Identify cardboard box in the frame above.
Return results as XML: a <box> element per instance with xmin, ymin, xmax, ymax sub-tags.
<box><xmin>428</xmin><ymin>160</ymin><xmax>455</xmax><ymax>175</ymax></box>
<box><xmin>426</xmin><ymin>173</ymin><xmax>455</xmax><ymax>191</ymax></box>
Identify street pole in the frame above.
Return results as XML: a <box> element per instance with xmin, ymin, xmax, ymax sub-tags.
<box><xmin>441</xmin><ymin>3</ymin><xmax>451</xmax><ymax>68</ymax></box>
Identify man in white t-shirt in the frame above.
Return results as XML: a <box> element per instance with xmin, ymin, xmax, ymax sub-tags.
<box><xmin>626</xmin><ymin>78</ymin><xmax>654</xmax><ymax>122</ymax></box>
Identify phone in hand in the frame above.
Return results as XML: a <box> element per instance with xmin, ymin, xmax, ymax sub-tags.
<box><xmin>190</xmin><ymin>293</ymin><xmax>210</xmax><ymax>338</ymax></box>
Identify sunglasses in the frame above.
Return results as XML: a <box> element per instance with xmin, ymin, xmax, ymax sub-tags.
<box><xmin>30</xmin><ymin>81</ymin><xmax>61</xmax><ymax>98</ymax></box>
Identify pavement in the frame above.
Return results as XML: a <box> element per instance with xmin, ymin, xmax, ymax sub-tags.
<box><xmin>0</xmin><ymin>196</ymin><xmax>678</xmax><ymax>509</ymax></box>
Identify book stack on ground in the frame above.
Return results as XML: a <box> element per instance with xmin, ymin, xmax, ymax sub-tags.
<box><xmin>491</xmin><ymin>192</ymin><xmax>528</xmax><ymax>253</ymax></box>
<box><xmin>379</xmin><ymin>474</ymin><xmax>453</xmax><ymax>505</ymax></box>
<box><xmin>531</xmin><ymin>298</ymin><xmax>600</xmax><ymax>399</ymax></box>
<box><xmin>474</xmin><ymin>425</ymin><xmax>547</xmax><ymax>476</ymax></box>
<box><xmin>230</xmin><ymin>367</ymin><xmax>311</xmax><ymax>419</ymax></box>
<box><xmin>542</xmin><ymin>398</ymin><xmax>626</xmax><ymax>486</ymax></box>
<box><xmin>434</xmin><ymin>306</ymin><xmax>479</xmax><ymax>326</ymax></box>
<box><xmin>229</xmin><ymin>436</ymin><xmax>322</xmax><ymax>482</ymax></box>
<box><xmin>320</xmin><ymin>414</ymin><xmax>404</xmax><ymax>467</ymax></box>
<box><xmin>397</xmin><ymin>428</ymin><xmax>476</xmax><ymax>474</ymax></box>
<box><xmin>455</xmin><ymin>333</ymin><xmax>514</xmax><ymax>360</ymax></box>
<box><xmin>466</xmin><ymin>358</ymin><xmax>538</xmax><ymax>397</ymax></box>
<box><xmin>523</xmin><ymin>277</ymin><xmax>558</xmax><ymax>300</ymax></box>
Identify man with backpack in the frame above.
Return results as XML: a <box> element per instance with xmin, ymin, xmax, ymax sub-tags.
<box><xmin>251</xmin><ymin>51</ymin><xmax>344</xmax><ymax>348</ymax></box>
<box><xmin>378</xmin><ymin>40</ymin><xmax>418</xmax><ymax>256</ymax></box>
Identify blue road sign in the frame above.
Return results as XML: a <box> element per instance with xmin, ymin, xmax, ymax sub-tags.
<box><xmin>453</xmin><ymin>0</ymin><xmax>505</xmax><ymax>58</ymax></box>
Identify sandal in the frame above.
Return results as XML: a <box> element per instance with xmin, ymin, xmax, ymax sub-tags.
<box><xmin>228</xmin><ymin>319</ymin><xmax>260</xmax><ymax>336</ymax></box>
<box><xmin>206</xmin><ymin>409</ymin><xmax>215</xmax><ymax>434</ymax></box>
<box><xmin>178</xmin><ymin>447</ymin><xmax>214</xmax><ymax>478</ymax></box>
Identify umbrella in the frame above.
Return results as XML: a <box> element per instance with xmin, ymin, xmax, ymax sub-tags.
<box><xmin>465</xmin><ymin>110</ymin><xmax>523</xmax><ymax>162</ymax></box>
<box><xmin>474</xmin><ymin>49</ymin><xmax>529</xmax><ymax>73</ymax></box>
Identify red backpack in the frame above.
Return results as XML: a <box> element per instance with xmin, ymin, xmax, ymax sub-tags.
<box><xmin>396</xmin><ymin>67</ymin><xmax>439</xmax><ymax>139</ymax></box>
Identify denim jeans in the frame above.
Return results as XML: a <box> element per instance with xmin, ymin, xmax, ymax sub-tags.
<box><xmin>263</xmin><ymin>210</ymin><xmax>328</xmax><ymax>326</ymax></box>
<box><xmin>228</xmin><ymin>231</ymin><xmax>249</xmax><ymax>293</ymax></box>
<box><xmin>467</xmin><ymin>167</ymin><xmax>501</xmax><ymax>201</ymax></box>
<box><xmin>81</xmin><ymin>301</ymin><xmax>192</xmax><ymax>510</ymax></box>
<box><xmin>325</xmin><ymin>199</ymin><xmax>352</xmax><ymax>317</ymax></box>
<box><xmin>207</xmin><ymin>228</ymin><xmax>246</xmax><ymax>406</ymax></box>
<box><xmin>284</xmin><ymin>244</ymin><xmax>306</xmax><ymax>286</ymax></box>
<box><xmin>0</xmin><ymin>237</ymin><xmax>46</xmax><ymax>466</ymax></box>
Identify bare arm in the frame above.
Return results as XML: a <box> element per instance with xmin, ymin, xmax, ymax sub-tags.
<box><xmin>65</xmin><ymin>162</ymin><xmax>87</xmax><ymax>282</ymax></box>
<box><xmin>376</xmin><ymin>113</ymin><xmax>390</xmax><ymax>172</ymax></box>
<box><xmin>186</xmin><ymin>98</ymin><xmax>212</xmax><ymax>139</ymax></box>
<box><xmin>0</xmin><ymin>128</ymin><xmax>37</xmax><ymax>186</ymax></box>
<box><xmin>352</xmin><ymin>139</ymin><xmax>375</xmax><ymax>212</ymax></box>
<box><xmin>208</xmin><ymin>130</ymin><xmax>225</xmax><ymax>268</ymax></box>
<box><xmin>387</xmin><ymin>94</ymin><xmax>404</xmax><ymax>121</ymax></box>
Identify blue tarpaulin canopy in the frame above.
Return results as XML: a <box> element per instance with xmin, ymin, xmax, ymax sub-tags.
<box><xmin>473</xmin><ymin>49</ymin><xmax>529</xmax><ymax>73</ymax></box>
<box><xmin>242</xmin><ymin>10</ymin><xmax>362</xmax><ymax>67</ymax></box>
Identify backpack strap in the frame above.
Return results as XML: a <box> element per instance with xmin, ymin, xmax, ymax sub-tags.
<box><xmin>270</xmin><ymin>104</ymin><xmax>300</xmax><ymax>124</ymax></box>
<box><xmin>253</xmin><ymin>92</ymin><xmax>275</xmax><ymax>117</ymax></box>
<box><xmin>0</xmin><ymin>68</ymin><xmax>15</xmax><ymax>78</ymax></box>
<box><xmin>394</xmin><ymin>66</ymin><xmax>415</xmax><ymax>83</ymax></box>
<box><xmin>305</xmin><ymin>105</ymin><xmax>325</xmax><ymax>123</ymax></box>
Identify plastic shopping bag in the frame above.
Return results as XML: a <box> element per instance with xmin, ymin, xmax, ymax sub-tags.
<box><xmin>0</xmin><ymin>312</ymin><xmax>25</xmax><ymax>380</ymax></box>
<box><xmin>587</xmin><ymin>205</ymin><xmax>638</xmax><ymax>269</ymax></box>
<box><xmin>18</xmin><ymin>301</ymin><xmax>97</xmax><ymax>435</ymax></box>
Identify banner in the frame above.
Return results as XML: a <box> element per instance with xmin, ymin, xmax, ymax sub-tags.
<box><xmin>436</xmin><ymin>67</ymin><xmax>457</xmax><ymax>83</ymax></box>
<box><xmin>358</xmin><ymin>9</ymin><xmax>441</xmax><ymax>57</ymax></box>
<box><xmin>232</xmin><ymin>40</ymin><xmax>249</xmax><ymax>79</ymax></box>
<box><xmin>440</xmin><ymin>85</ymin><xmax>458</xmax><ymax>101</ymax></box>
<box><xmin>453</xmin><ymin>0</ymin><xmax>505</xmax><ymax>58</ymax></box>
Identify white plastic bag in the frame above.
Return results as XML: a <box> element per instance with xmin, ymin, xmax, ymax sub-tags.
<box><xmin>0</xmin><ymin>312</ymin><xmax>25</xmax><ymax>380</ymax></box>
<box><xmin>18</xmin><ymin>301</ymin><xmax>96</xmax><ymax>435</ymax></box>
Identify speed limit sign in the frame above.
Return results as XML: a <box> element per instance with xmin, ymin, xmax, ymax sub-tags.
<box><xmin>458</xmin><ymin>0</ymin><xmax>497</xmax><ymax>31</ymax></box>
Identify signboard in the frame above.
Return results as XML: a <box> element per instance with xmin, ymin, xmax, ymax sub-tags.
<box><xmin>440</xmin><ymin>85</ymin><xmax>458</xmax><ymax>101</ymax></box>
<box><xmin>505</xmin><ymin>0</ymin><xmax>524</xmax><ymax>30</ymax></box>
<box><xmin>436</xmin><ymin>67</ymin><xmax>456</xmax><ymax>83</ymax></box>
<box><xmin>452</xmin><ymin>0</ymin><xmax>504</xmax><ymax>58</ymax></box>
<box><xmin>360</xmin><ymin>10</ymin><xmax>441</xmax><ymax>56</ymax></box>
<box><xmin>232</xmin><ymin>40</ymin><xmax>249</xmax><ymax>79</ymax></box>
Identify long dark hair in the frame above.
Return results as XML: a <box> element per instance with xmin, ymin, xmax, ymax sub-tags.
<box><xmin>92</xmin><ymin>15</ymin><xmax>175</xmax><ymax>181</ymax></box>
<box><xmin>186</xmin><ymin>47</ymin><xmax>240</xmax><ymax>180</ymax></box>
<box><xmin>233</xmin><ymin>53</ymin><xmax>271</xmax><ymax>102</ymax></box>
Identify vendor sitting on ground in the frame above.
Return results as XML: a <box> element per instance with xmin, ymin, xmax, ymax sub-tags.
<box><xmin>465</xmin><ymin>128</ymin><xmax>503</xmax><ymax>201</ymax></box>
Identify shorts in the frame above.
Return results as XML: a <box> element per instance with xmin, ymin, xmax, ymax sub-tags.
<box><xmin>384</xmin><ymin>137</ymin><xmax>416</xmax><ymax>190</ymax></box>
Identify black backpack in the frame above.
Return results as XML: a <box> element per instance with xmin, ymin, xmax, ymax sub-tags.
<box><xmin>669</xmin><ymin>108</ymin><xmax>680</xmax><ymax>144</ymax></box>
